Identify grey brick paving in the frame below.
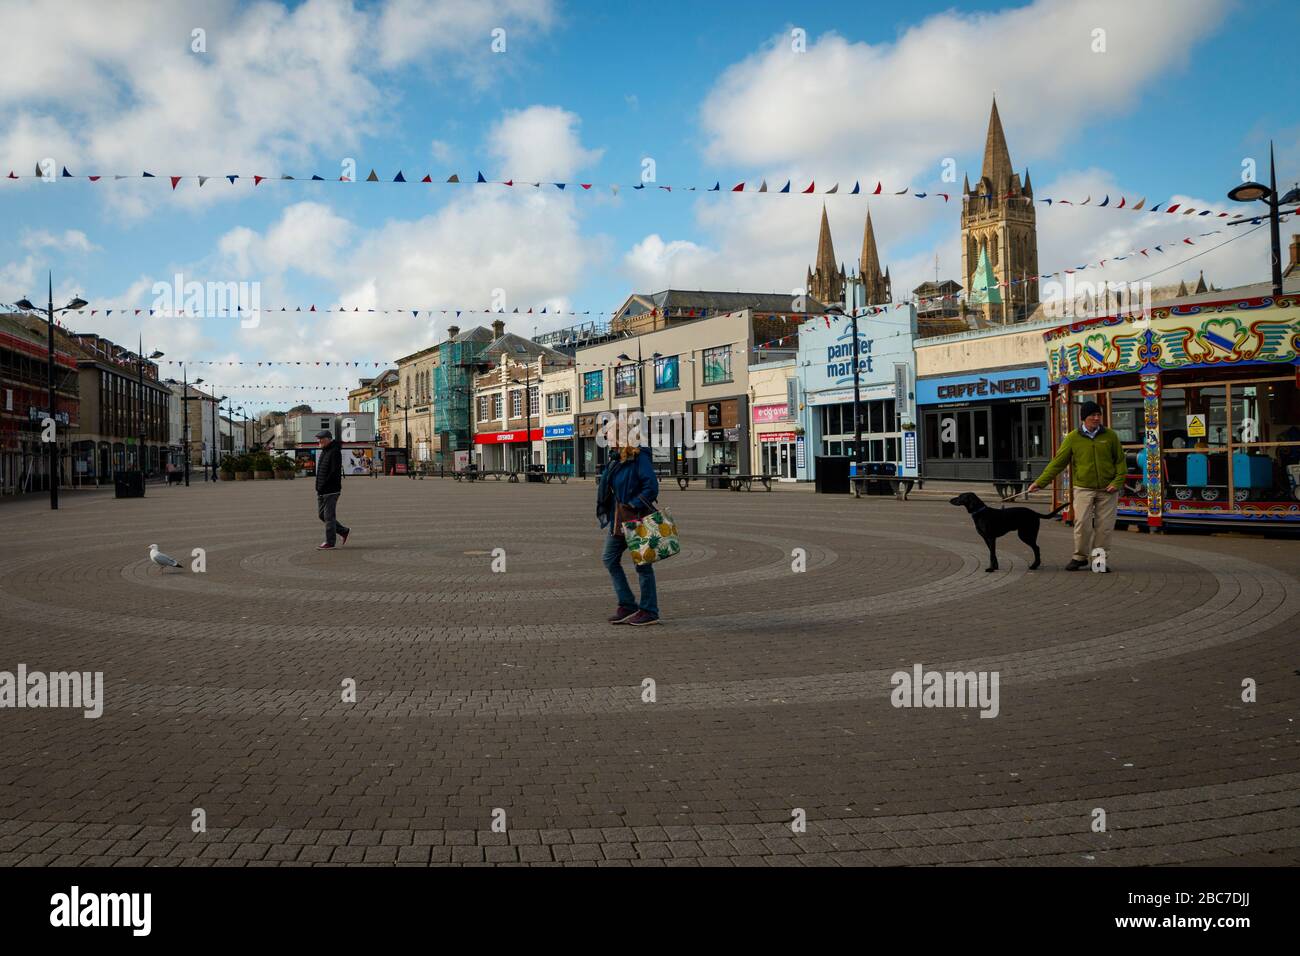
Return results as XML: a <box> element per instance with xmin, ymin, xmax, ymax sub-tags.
<box><xmin>1</xmin><ymin>479</ymin><xmax>1299</xmax><ymax>866</ymax></box>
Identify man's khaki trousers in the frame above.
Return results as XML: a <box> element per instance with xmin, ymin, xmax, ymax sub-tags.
<box><xmin>1071</xmin><ymin>487</ymin><xmax>1118</xmax><ymax>562</ymax></box>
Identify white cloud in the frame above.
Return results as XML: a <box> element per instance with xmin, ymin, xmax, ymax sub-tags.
<box><xmin>21</xmin><ymin>229</ymin><xmax>98</xmax><ymax>254</ymax></box>
<box><xmin>487</xmin><ymin>106</ymin><xmax>604</xmax><ymax>181</ymax></box>
<box><xmin>0</xmin><ymin>0</ymin><xmax>558</xmax><ymax>214</ymax></box>
<box><xmin>699</xmin><ymin>0</ymin><xmax>1229</xmax><ymax>182</ymax></box>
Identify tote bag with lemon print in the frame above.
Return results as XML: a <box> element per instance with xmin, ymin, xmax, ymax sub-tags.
<box><xmin>622</xmin><ymin>502</ymin><xmax>681</xmax><ymax>566</ymax></box>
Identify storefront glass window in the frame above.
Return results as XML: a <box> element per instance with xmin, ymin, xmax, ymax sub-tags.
<box><xmin>702</xmin><ymin>346</ymin><xmax>732</xmax><ymax>385</ymax></box>
<box><xmin>614</xmin><ymin>365</ymin><xmax>637</xmax><ymax>397</ymax></box>
<box><xmin>1229</xmin><ymin>378</ymin><xmax>1300</xmax><ymax>505</ymax></box>
<box><xmin>653</xmin><ymin>355</ymin><xmax>679</xmax><ymax>391</ymax></box>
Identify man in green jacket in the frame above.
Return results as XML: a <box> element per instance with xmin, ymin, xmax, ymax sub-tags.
<box><xmin>1028</xmin><ymin>400</ymin><xmax>1126</xmax><ymax>571</ymax></box>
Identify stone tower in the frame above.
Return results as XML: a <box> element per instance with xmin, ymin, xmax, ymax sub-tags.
<box><xmin>858</xmin><ymin>209</ymin><xmax>892</xmax><ymax>306</ymax></box>
<box><xmin>961</xmin><ymin>97</ymin><xmax>1038</xmax><ymax>323</ymax></box>
<box><xmin>806</xmin><ymin>205</ymin><xmax>845</xmax><ymax>307</ymax></box>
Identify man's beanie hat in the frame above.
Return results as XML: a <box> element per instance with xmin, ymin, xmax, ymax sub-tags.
<box><xmin>1079</xmin><ymin>400</ymin><xmax>1102</xmax><ymax>419</ymax></box>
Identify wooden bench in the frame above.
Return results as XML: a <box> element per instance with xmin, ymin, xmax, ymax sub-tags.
<box><xmin>727</xmin><ymin>474</ymin><xmax>773</xmax><ymax>492</ymax></box>
<box><xmin>851</xmin><ymin>476</ymin><xmax>922</xmax><ymax>500</ymax></box>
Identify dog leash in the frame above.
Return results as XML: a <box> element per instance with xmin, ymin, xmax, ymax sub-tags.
<box><xmin>998</xmin><ymin>488</ymin><xmax>1034</xmax><ymax>503</ymax></box>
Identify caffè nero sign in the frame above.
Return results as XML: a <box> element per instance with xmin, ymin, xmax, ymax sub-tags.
<box><xmin>917</xmin><ymin>368</ymin><xmax>1050</xmax><ymax>405</ymax></box>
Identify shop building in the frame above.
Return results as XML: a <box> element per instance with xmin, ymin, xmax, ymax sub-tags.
<box><xmin>575</xmin><ymin>303</ymin><xmax>808</xmax><ymax>477</ymax></box>
<box><xmin>796</xmin><ymin>306</ymin><xmax>919</xmax><ymax>481</ymax></box>
<box><xmin>915</xmin><ymin>322</ymin><xmax>1056</xmax><ymax>482</ymax></box>
<box><xmin>1043</xmin><ymin>284</ymin><xmax>1300</xmax><ymax>528</ymax></box>
<box><xmin>748</xmin><ymin>360</ymin><xmax>800</xmax><ymax>480</ymax></box>
<box><xmin>472</xmin><ymin>326</ymin><xmax>573</xmax><ymax>471</ymax></box>
<box><xmin>540</xmin><ymin>364</ymin><xmax>577</xmax><ymax>474</ymax></box>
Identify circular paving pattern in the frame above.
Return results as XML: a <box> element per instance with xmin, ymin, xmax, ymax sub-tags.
<box><xmin>1</xmin><ymin>479</ymin><xmax>1297</xmax><ymax>866</ymax></box>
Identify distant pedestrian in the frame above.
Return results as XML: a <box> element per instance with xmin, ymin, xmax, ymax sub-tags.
<box><xmin>1028</xmin><ymin>400</ymin><xmax>1126</xmax><ymax>571</ymax></box>
<box><xmin>596</xmin><ymin>422</ymin><xmax>660</xmax><ymax>626</ymax></box>
<box><xmin>314</xmin><ymin>429</ymin><xmax>350</xmax><ymax>550</ymax></box>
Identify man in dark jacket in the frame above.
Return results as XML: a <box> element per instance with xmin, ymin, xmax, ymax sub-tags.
<box><xmin>314</xmin><ymin>429</ymin><xmax>350</xmax><ymax>550</ymax></box>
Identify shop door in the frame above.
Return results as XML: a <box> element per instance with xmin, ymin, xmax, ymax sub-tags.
<box><xmin>1020</xmin><ymin>404</ymin><xmax>1050</xmax><ymax>477</ymax></box>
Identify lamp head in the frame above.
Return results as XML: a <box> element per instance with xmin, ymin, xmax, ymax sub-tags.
<box><xmin>66</xmin><ymin>297</ymin><xmax>88</xmax><ymax>310</ymax></box>
<box><xmin>1228</xmin><ymin>181</ymin><xmax>1272</xmax><ymax>203</ymax></box>
<box><xmin>15</xmin><ymin>298</ymin><xmax>36</xmax><ymax>311</ymax></box>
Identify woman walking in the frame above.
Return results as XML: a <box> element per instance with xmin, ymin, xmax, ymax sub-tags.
<box><xmin>596</xmin><ymin>425</ymin><xmax>661</xmax><ymax>626</ymax></box>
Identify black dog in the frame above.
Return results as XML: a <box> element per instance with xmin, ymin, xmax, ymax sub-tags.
<box><xmin>950</xmin><ymin>492</ymin><xmax>1067</xmax><ymax>572</ymax></box>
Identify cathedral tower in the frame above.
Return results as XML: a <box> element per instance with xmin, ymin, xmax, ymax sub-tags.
<box><xmin>961</xmin><ymin>97</ymin><xmax>1039</xmax><ymax>323</ymax></box>
<box><xmin>858</xmin><ymin>209</ymin><xmax>892</xmax><ymax>306</ymax></box>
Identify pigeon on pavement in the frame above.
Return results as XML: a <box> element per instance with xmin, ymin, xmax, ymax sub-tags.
<box><xmin>149</xmin><ymin>544</ymin><xmax>183</xmax><ymax>572</ymax></box>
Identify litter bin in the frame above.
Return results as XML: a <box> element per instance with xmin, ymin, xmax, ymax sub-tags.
<box><xmin>814</xmin><ymin>456</ymin><xmax>850</xmax><ymax>494</ymax></box>
<box><xmin>114</xmin><ymin>470</ymin><xmax>145</xmax><ymax>498</ymax></box>
<box><xmin>707</xmin><ymin>463</ymin><xmax>732</xmax><ymax>489</ymax></box>
<box><xmin>526</xmin><ymin>463</ymin><xmax>546</xmax><ymax>483</ymax></box>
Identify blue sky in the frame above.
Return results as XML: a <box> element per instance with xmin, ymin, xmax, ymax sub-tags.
<box><xmin>2</xmin><ymin>0</ymin><xmax>1297</xmax><ymax>411</ymax></box>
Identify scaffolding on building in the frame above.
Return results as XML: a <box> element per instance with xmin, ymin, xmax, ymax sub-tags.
<box><xmin>433</xmin><ymin>338</ymin><xmax>486</xmax><ymax>464</ymax></box>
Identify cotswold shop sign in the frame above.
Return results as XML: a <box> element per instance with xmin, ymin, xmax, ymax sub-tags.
<box><xmin>918</xmin><ymin>369</ymin><xmax>1049</xmax><ymax>404</ymax></box>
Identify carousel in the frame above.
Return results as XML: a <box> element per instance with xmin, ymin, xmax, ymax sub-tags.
<box><xmin>1043</xmin><ymin>293</ymin><xmax>1300</xmax><ymax>528</ymax></box>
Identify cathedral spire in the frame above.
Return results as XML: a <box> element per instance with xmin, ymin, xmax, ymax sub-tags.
<box><xmin>859</xmin><ymin>209</ymin><xmax>882</xmax><ymax>279</ymax></box>
<box><xmin>980</xmin><ymin>96</ymin><xmax>1014</xmax><ymax>190</ymax></box>
<box><xmin>815</xmin><ymin>204</ymin><xmax>837</xmax><ymax>277</ymax></box>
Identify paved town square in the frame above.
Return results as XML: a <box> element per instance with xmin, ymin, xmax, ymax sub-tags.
<box><xmin>2</xmin><ymin>478</ymin><xmax>1297</xmax><ymax>867</ymax></box>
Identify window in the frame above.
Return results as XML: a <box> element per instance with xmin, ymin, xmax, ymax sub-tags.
<box><xmin>477</xmin><ymin>396</ymin><xmax>488</xmax><ymax>422</ymax></box>
<box><xmin>654</xmin><ymin>355</ymin><xmax>680</xmax><ymax>391</ymax></box>
<box><xmin>702</xmin><ymin>346</ymin><xmax>731</xmax><ymax>385</ymax></box>
<box><xmin>583</xmin><ymin>370</ymin><xmax>603</xmax><ymax>401</ymax></box>
<box><xmin>546</xmin><ymin>391</ymin><xmax>571</xmax><ymax>414</ymax></box>
<box><xmin>511</xmin><ymin>391</ymin><xmax>522</xmax><ymax>418</ymax></box>
<box><xmin>491</xmin><ymin>394</ymin><xmax>503</xmax><ymax>420</ymax></box>
<box><xmin>528</xmin><ymin>386</ymin><xmax>539</xmax><ymax>416</ymax></box>
<box><xmin>614</xmin><ymin>364</ymin><xmax>637</xmax><ymax>397</ymax></box>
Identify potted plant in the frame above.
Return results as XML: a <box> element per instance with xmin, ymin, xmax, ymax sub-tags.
<box><xmin>272</xmin><ymin>454</ymin><xmax>295</xmax><ymax>479</ymax></box>
<box><xmin>234</xmin><ymin>454</ymin><xmax>254</xmax><ymax>481</ymax></box>
<box><xmin>252</xmin><ymin>452</ymin><xmax>274</xmax><ymax>479</ymax></box>
<box><xmin>219</xmin><ymin>454</ymin><xmax>236</xmax><ymax>481</ymax></box>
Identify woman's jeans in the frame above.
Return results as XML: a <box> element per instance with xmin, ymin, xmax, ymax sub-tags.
<box><xmin>603</xmin><ymin>532</ymin><xmax>658</xmax><ymax>617</ymax></box>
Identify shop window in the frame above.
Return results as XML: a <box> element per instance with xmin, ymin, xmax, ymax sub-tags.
<box><xmin>614</xmin><ymin>365</ymin><xmax>637</xmax><ymax>397</ymax></box>
<box><xmin>702</xmin><ymin>346</ymin><xmax>732</xmax><ymax>385</ymax></box>
<box><xmin>653</xmin><ymin>355</ymin><xmax>679</xmax><ymax>391</ymax></box>
<box><xmin>1229</xmin><ymin>378</ymin><xmax>1300</xmax><ymax>504</ymax></box>
<box><xmin>583</xmin><ymin>370</ymin><xmax>603</xmax><ymax>401</ymax></box>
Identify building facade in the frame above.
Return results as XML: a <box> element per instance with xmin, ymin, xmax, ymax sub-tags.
<box><xmin>796</xmin><ymin>306</ymin><xmax>919</xmax><ymax>481</ymax></box>
<box><xmin>0</xmin><ymin>312</ymin><xmax>80</xmax><ymax>494</ymax></box>
<box><xmin>915</xmin><ymin>321</ymin><xmax>1054</xmax><ymax>482</ymax></box>
<box><xmin>961</xmin><ymin>97</ymin><xmax>1039</xmax><ymax>325</ymax></box>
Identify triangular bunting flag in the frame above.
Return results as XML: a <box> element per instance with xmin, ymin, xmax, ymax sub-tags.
<box><xmin>365</xmin><ymin>170</ymin><xmax>379</xmax><ymax>182</ymax></box>
<box><xmin>447</xmin><ymin>174</ymin><xmax>460</xmax><ymax>183</ymax></box>
<box><xmin>170</xmin><ymin>176</ymin><xmax>181</xmax><ymax>190</ymax></box>
<box><xmin>802</xmin><ymin>182</ymin><xmax>815</xmax><ymax>193</ymax></box>
<box><xmin>393</xmin><ymin>171</ymin><xmax>406</xmax><ymax>182</ymax></box>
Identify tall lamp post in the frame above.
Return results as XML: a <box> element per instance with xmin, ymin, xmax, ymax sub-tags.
<box><xmin>1227</xmin><ymin>142</ymin><xmax>1300</xmax><ymax>299</ymax></box>
<box><xmin>15</xmin><ymin>275</ymin><xmax>88</xmax><ymax>510</ymax></box>
<box><xmin>617</xmin><ymin>343</ymin><xmax>663</xmax><ymax>461</ymax></box>
<box><xmin>167</xmin><ymin>371</ymin><xmax>204</xmax><ymax>486</ymax></box>
<box><xmin>211</xmin><ymin>394</ymin><xmax>226</xmax><ymax>480</ymax></box>
<box><xmin>136</xmin><ymin>339</ymin><xmax>164</xmax><ymax>475</ymax></box>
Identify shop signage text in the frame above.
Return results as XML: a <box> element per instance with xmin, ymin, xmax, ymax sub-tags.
<box><xmin>474</xmin><ymin>428</ymin><xmax>543</xmax><ymax>444</ymax></box>
<box><xmin>544</xmin><ymin>424</ymin><xmax>574</xmax><ymax>439</ymax></box>
<box><xmin>917</xmin><ymin>369</ymin><xmax>1049</xmax><ymax>405</ymax></box>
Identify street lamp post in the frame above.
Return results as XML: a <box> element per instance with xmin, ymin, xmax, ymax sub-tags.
<box><xmin>617</xmin><ymin>344</ymin><xmax>663</xmax><ymax>461</ymax></box>
<box><xmin>1227</xmin><ymin>142</ymin><xmax>1300</xmax><ymax>299</ymax></box>
<box><xmin>15</xmin><ymin>275</ymin><xmax>87</xmax><ymax>510</ymax></box>
<box><xmin>136</xmin><ymin>339</ymin><xmax>164</xmax><ymax>475</ymax></box>
<box><xmin>211</xmin><ymin>395</ymin><xmax>226</xmax><ymax>480</ymax></box>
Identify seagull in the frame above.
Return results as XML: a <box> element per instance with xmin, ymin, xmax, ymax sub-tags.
<box><xmin>149</xmin><ymin>544</ymin><xmax>183</xmax><ymax>572</ymax></box>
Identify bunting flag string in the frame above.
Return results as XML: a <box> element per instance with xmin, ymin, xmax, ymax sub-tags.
<box><xmin>5</xmin><ymin>163</ymin><xmax>1257</xmax><ymax>218</ymax></box>
<box><xmin>43</xmin><ymin>220</ymin><xmax>1254</xmax><ymax>329</ymax></box>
